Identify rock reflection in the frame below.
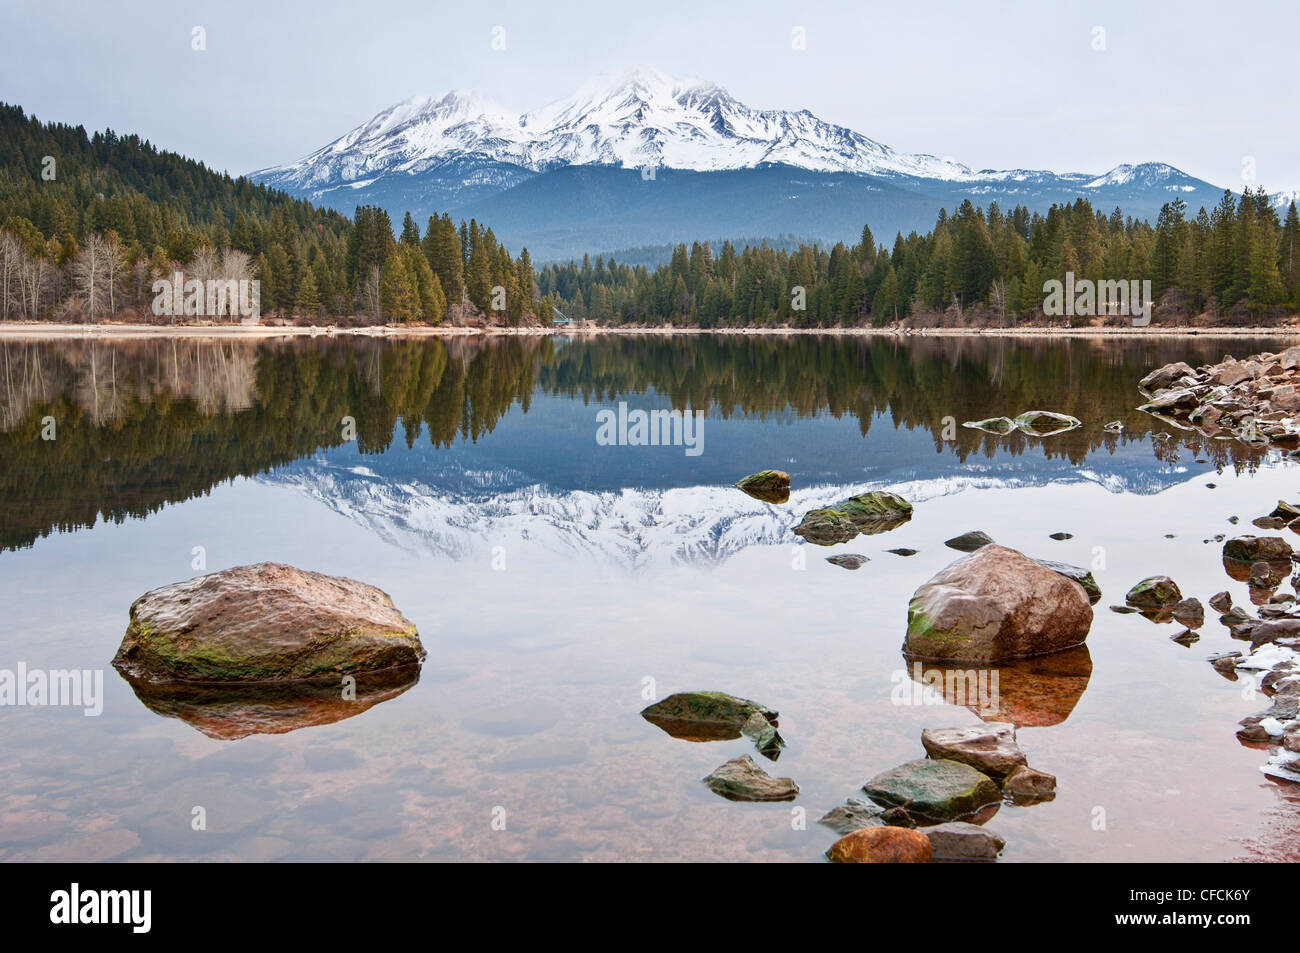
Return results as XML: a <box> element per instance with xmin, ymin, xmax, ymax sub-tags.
<box><xmin>903</xmin><ymin>645</ymin><xmax>1093</xmax><ymax>728</ymax></box>
<box><xmin>116</xmin><ymin>664</ymin><xmax>421</xmax><ymax>741</ymax></box>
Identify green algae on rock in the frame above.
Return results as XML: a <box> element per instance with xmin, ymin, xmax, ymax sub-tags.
<box><xmin>734</xmin><ymin>469</ymin><xmax>791</xmax><ymax>504</ymax></box>
<box><xmin>793</xmin><ymin>490</ymin><xmax>913</xmax><ymax>545</ymax></box>
<box><xmin>641</xmin><ymin>691</ymin><xmax>777</xmax><ymax>740</ymax></box>
<box><xmin>1124</xmin><ymin>575</ymin><xmax>1183</xmax><ymax>608</ymax></box>
<box><xmin>1035</xmin><ymin>558</ymin><xmax>1102</xmax><ymax>605</ymax></box>
<box><xmin>112</xmin><ymin>563</ymin><xmax>424</xmax><ymax>683</ymax></box>
<box><xmin>863</xmin><ymin>758</ymin><xmax>1001</xmax><ymax>822</ymax></box>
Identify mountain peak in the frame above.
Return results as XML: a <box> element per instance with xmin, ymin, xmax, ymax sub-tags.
<box><xmin>253</xmin><ymin>68</ymin><xmax>1221</xmax><ymax>210</ymax></box>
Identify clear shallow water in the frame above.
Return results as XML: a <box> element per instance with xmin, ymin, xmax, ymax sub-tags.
<box><xmin>1</xmin><ymin>333</ymin><xmax>1298</xmax><ymax>862</ymax></box>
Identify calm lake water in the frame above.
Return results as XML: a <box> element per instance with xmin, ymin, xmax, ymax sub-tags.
<box><xmin>1</xmin><ymin>332</ymin><xmax>1298</xmax><ymax>862</ymax></box>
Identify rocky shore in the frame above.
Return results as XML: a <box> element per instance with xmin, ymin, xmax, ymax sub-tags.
<box><xmin>1137</xmin><ymin>352</ymin><xmax>1300</xmax><ymax>782</ymax></box>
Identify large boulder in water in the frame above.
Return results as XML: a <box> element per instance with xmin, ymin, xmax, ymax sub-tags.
<box><xmin>903</xmin><ymin>545</ymin><xmax>1093</xmax><ymax>662</ymax></box>
<box><xmin>112</xmin><ymin>563</ymin><xmax>424</xmax><ymax>683</ymax></box>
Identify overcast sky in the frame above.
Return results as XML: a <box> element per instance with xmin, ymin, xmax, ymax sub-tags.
<box><xmin>2</xmin><ymin>0</ymin><xmax>1296</xmax><ymax>193</ymax></box>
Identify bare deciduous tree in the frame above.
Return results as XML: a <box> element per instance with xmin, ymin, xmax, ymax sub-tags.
<box><xmin>363</xmin><ymin>264</ymin><xmax>382</xmax><ymax>321</ymax></box>
<box><xmin>1</xmin><ymin>231</ymin><xmax>26</xmax><ymax>320</ymax></box>
<box><xmin>70</xmin><ymin>234</ymin><xmax>116</xmax><ymax>322</ymax></box>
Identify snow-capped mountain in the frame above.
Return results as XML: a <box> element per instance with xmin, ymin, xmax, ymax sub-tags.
<box><xmin>256</xmin><ymin>67</ymin><xmax>985</xmax><ymax>188</ymax></box>
<box><xmin>252</xmin><ymin>67</ymin><xmax>1226</xmax><ymax>259</ymax></box>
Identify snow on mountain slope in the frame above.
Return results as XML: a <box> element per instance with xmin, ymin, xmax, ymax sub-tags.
<box><xmin>259</xmin><ymin>459</ymin><xmax>1199</xmax><ymax>568</ymax></box>
<box><xmin>256</xmin><ymin>66</ymin><xmax>1178</xmax><ymax>192</ymax></box>
<box><xmin>1084</xmin><ymin>162</ymin><xmax>1199</xmax><ymax>192</ymax></box>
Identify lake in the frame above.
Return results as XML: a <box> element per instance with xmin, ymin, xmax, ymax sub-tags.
<box><xmin>1</xmin><ymin>332</ymin><xmax>1298</xmax><ymax>862</ymax></box>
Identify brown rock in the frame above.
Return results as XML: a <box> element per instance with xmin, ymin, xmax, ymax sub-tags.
<box><xmin>826</xmin><ymin>826</ymin><xmax>932</xmax><ymax>863</ymax></box>
<box><xmin>1268</xmin><ymin>386</ymin><xmax>1300</xmax><ymax>413</ymax></box>
<box><xmin>1243</xmin><ymin>619</ymin><xmax>1300</xmax><ymax>648</ymax></box>
<box><xmin>1278</xmin><ymin>345</ymin><xmax>1300</xmax><ymax>370</ymax></box>
<box><xmin>904</xmin><ymin>545</ymin><xmax>1093</xmax><ymax>662</ymax></box>
<box><xmin>1139</xmin><ymin>361</ymin><xmax>1196</xmax><ymax>392</ymax></box>
<box><xmin>112</xmin><ymin>563</ymin><xmax>424</xmax><ymax>683</ymax></box>
<box><xmin>702</xmin><ymin>755</ymin><xmax>798</xmax><ymax>801</ymax></box>
<box><xmin>1171</xmin><ymin>597</ymin><xmax>1205</xmax><ymax>628</ymax></box>
<box><xmin>920</xmin><ymin>722</ymin><xmax>1027</xmax><ymax>778</ymax></box>
<box><xmin>925</xmin><ymin>821</ymin><xmax>1007</xmax><ymax>860</ymax></box>
<box><xmin>1003</xmin><ymin>765</ymin><xmax>1057</xmax><ymax>803</ymax></box>
<box><xmin>1223</xmin><ymin>534</ymin><xmax>1294</xmax><ymax>564</ymax></box>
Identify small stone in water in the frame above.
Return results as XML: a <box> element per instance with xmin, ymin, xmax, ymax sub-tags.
<box><xmin>887</xmin><ymin>548</ymin><xmax>919</xmax><ymax>556</ymax></box>
<box><xmin>826</xmin><ymin>554</ymin><xmax>869</xmax><ymax>570</ymax></box>
<box><xmin>1208</xmin><ymin>591</ymin><xmax>1233</xmax><ymax>613</ymax></box>
<box><xmin>1049</xmin><ymin>532</ymin><xmax>1073</xmax><ymax>540</ymax></box>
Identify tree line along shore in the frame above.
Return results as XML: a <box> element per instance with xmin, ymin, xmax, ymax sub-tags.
<box><xmin>2</xmin><ymin>102</ymin><xmax>1299</xmax><ymax>331</ymax></box>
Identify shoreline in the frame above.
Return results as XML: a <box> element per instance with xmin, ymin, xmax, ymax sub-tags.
<box><xmin>2</xmin><ymin>321</ymin><xmax>1300</xmax><ymax>341</ymax></box>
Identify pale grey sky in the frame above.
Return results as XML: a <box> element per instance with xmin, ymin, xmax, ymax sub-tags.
<box><xmin>2</xmin><ymin>0</ymin><xmax>1296</xmax><ymax>193</ymax></box>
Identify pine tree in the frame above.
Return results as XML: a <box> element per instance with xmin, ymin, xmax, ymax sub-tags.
<box><xmin>295</xmin><ymin>265</ymin><xmax>321</xmax><ymax>316</ymax></box>
<box><xmin>400</xmin><ymin>212</ymin><xmax>420</xmax><ymax>247</ymax></box>
<box><xmin>380</xmin><ymin>251</ymin><xmax>418</xmax><ymax>322</ymax></box>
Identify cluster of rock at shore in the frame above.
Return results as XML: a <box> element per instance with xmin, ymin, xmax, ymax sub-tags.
<box><xmin>1132</xmin><ymin>353</ymin><xmax>1300</xmax><ymax>780</ymax></box>
<box><xmin>1120</xmin><ymin>519</ymin><xmax>1300</xmax><ymax>782</ymax></box>
<box><xmin>1136</xmin><ymin>346</ymin><xmax>1300</xmax><ymax>448</ymax></box>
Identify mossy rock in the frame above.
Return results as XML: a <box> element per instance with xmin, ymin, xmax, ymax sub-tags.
<box><xmin>1124</xmin><ymin>575</ymin><xmax>1183</xmax><ymax>608</ymax></box>
<box><xmin>1036</xmin><ymin>559</ymin><xmax>1102</xmax><ymax>605</ymax></box>
<box><xmin>734</xmin><ymin>469</ymin><xmax>791</xmax><ymax>504</ymax></box>
<box><xmin>863</xmin><ymin>759</ymin><xmax>1001</xmax><ymax>822</ymax></box>
<box><xmin>792</xmin><ymin>507</ymin><xmax>861</xmax><ymax>545</ymax></box>
<box><xmin>837</xmin><ymin>491</ymin><xmax>913</xmax><ymax>522</ymax></box>
<box><xmin>794</xmin><ymin>490</ymin><xmax>913</xmax><ymax>544</ymax></box>
<box><xmin>641</xmin><ymin>690</ymin><xmax>778</xmax><ymax>742</ymax></box>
